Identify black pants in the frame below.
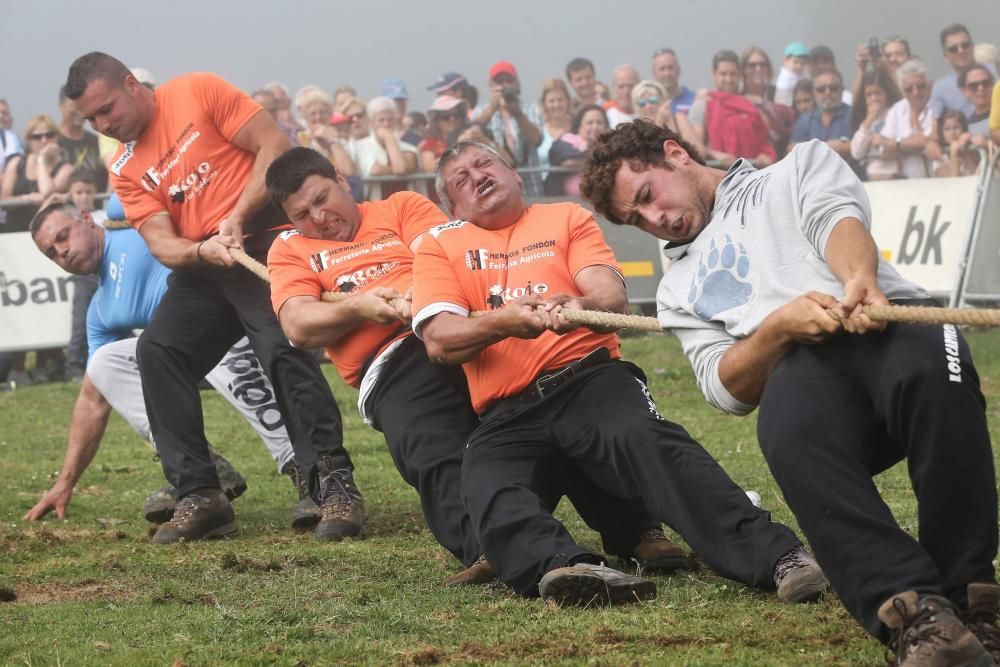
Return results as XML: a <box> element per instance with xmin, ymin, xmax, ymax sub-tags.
<box><xmin>136</xmin><ymin>229</ymin><xmax>349</xmax><ymax>500</ymax></box>
<box><xmin>365</xmin><ymin>336</ymin><xmax>664</xmax><ymax>568</ymax></box>
<box><xmin>462</xmin><ymin>360</ymin><xmax>801</xmax><ymax>596</ymax></box>
<box><xmin>757</xmin><ymin>323</ymin><xmax>997</xmax><ymax>640</ymax></box>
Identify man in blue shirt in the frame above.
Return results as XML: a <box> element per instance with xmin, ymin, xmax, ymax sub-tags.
<box><xmin>24</xmin><ymin>199</ymin><xmax>318</xmax><ymax>529</ymax></box>
<box><xmin>651</xmin><ymin>48</ymin><xmax>696</xmax><ymax>115</ymax></box>
<box><xmin>789</xmin><ymin>69</ymin><xmax>853</xmax><ymax>161</ymax></box>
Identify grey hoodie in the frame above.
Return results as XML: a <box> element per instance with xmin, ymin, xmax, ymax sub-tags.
<box><xmin>656</xmin><ymin>139</ymin><xmax>927</xmax><ymax>415</ymax></box>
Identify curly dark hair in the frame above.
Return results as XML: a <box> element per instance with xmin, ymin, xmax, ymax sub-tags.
<box><xmin>580</xmin><ymin>119</ymin><xmax>704</xmax><ymax>226</ymax></box>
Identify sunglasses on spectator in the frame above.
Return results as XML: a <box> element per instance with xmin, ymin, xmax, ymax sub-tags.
<box><xmin>438</xmin><ymin>111</ymin><xmax>463</xmax><ymax>121</ymax></box>
<box><xmin>347</xmin><ymin>112</ymin><xmax>365</xmax><ymax>121</ymax></box>
<box><xmin>946</xmin><ymin>40</ymin><xmax>972</xmax><ymax>54</ymax></box>
<box><xmin>746</xmin><ymin>61</ymin><xmax>769</xmax><ymax>69</ymax></box>
<box><xmin>814</xmin><ymin>84</ymin><xmax>842</xmax><ymax>94</ymax></box>
<box><xmin>30</xmin><ymin>131</ymin><xmax>56</xmax><ymax>140</ymax></box>
<box><xmin>903</xmin><ymin>82</ymin><xmax>928</xmax><ymax>94</ymax></box>
<box><xmin>637</xmin><ymin>96</ymin><xmax>661</xmax><ymax>107</ymax></box>
<box><xmin>965</xmin><ymin>80</ymin><xmax>992</xmax><ymax>91</ymax></box>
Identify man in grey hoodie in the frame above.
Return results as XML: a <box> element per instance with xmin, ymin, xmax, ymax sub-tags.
<box><xmin>581</xmin><ymin>120</ymin><xmax>1000</xmax><ymax>666</ymax></box>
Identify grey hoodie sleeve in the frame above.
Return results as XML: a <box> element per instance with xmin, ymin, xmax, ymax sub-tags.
<box><xmin>657</xmin><ymin>302</ymin><xmax>757</xmax><ymax>416</ymax></box>
<box><xmin>795</xmin><ymin>140</ymin><xmax>872</xmax><ymax>258</ymax></box>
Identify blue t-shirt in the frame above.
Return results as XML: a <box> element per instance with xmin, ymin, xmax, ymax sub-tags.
<box><xmin>791</xmin><ymin>103</ymin><xmax>852</xmax><ymax>144</ymax></box>
<box><xmin>671</xmin><ymin>86</ymin><xmax>696</xmax><ymax>114</ymax></box>
<box><xmin>86</xmin><ymin>228</ymin><xmax>171</xmax><ymax>358</ymax></box>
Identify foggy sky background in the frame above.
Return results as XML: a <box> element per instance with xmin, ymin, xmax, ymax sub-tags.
<box><xmin>2</xmin><ymin>0</ymin><xmax>998</xmax><ymax>135</ymax></box>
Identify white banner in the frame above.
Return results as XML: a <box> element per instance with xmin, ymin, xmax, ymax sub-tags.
<box><xmin>865</xmin><ymin>175</ymin><xmax>977</xmax><ymax>297</ymax></box>
<box><xmin>0</xmin><ymin>231</ymin><xmax>75</xmax><ymax>352</ymax></box>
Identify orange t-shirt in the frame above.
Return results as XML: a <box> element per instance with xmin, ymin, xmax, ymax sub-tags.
<box><xmin>109</xmin><ymin>72</ymin><xmax>262</xmax><ymax>240</ymax></box>
<box><xmin>268</xmin><ymin>191</ymin><xmax>446</xmax><ymax>387</ymax></box>
<box><xmin>411</xmin><ymin>202</ymin><xmax>624</xmax><ymax>414</ymax></box>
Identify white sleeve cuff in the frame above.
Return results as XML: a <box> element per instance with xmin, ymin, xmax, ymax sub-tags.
<box><xmin>412</xmin><ymin>302</ymin><xmax>470</xmax><ymax>339</ymax></box>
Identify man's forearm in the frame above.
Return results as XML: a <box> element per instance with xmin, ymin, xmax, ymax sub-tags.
<box><xmin>824</xmin><ymin>218</ymin><xmax>879</xmax><ymax>287</ymax></box>
<box><xmin>58</xmin><ymin>375</ymin><xmax>114</xmax><ymax>487</ymax></box>
<box><xmin>717</xmin><ymin>317</ymin><xmax>794</xmax><ymax>406</ymax></box>
<box><xmin>229</xmin><ymin>134</ymin><xmax>292</xmax><ymax>227</ymax></box>
<box><xmin>144</xmin><ymin>234</ymin><xmax>202</xmax><ymax>269</ymax></box>
<box><xmin>422</xmin><ymin>312</ymin><xmax>512</xmax><ymax>365</ymax></box>
<box><xmin>280</xmin><ymin>298</ymin><xmax>369</xmax><ymax>349</ymax></box>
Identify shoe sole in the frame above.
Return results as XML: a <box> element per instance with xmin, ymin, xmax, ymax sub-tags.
<box><xmin>540</xmin><ymin>571</ymin><xmax>657</xmax><ymax>607</ymax></box>
<box><xmin>778</xmin><ymin>570</ymin><xmax>829</xmax><ymax>603</ymax></box>
<box><xmin>144</xmin><ymin>505</ymin><xmax>176</xmax><ymax>525</ymax></box>
<box><xmin>291</xmin><ymin>512</ymin><xmax>322</xmax><ymax>531</ymax></box>
<box><xmin>635</xmin><ymin>554</ymin><xmax>693</xmax><ymax>572</ymax></box>
<box><xmin>151</xmin><ymin>521</ymin><xmax>238</xmax><ymax>544</ymax></box>
<box><xmin>223</xmin><ymin>480</ymin><xmax>247</xmax><ymax>502</ymax></box>
<box><xmin>313</xmin><ymin>523</ymin><xmax>364</xmax><ymax>541</ymax></box>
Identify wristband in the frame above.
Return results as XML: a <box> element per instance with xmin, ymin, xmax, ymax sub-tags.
<box><xmin>196</xmin><ymin>240</ymin><xmax>207</xmax><ymax>263</ymax></box>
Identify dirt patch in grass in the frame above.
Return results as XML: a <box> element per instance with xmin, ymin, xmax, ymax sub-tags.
<box><xmin>11</xmin><ymin>578</ymin><xmax>139</xmax><ymax>604</ymax></box>
<box><xmin>399</xmin><ymin>644</ymin><xmax>444</xmax><ymax>666</ymax></box>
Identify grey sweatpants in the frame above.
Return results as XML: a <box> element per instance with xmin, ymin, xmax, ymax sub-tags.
<box><xmin>87</xmin><ymin>337</ymin><xmax>295</xmax><ymax>472</ymax></box>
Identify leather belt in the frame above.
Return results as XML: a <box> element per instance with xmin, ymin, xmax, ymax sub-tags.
<box><xmin>481</xmin><ymin>347</ymin><xmax>611</xmax><ymax>420</ymax></box>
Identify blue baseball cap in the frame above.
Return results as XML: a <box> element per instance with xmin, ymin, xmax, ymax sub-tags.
<box><xmin>784</xmin><ymin>42</ymin><xmax>810</xmax><ymax>58</ymax></box>
<box><xmin>427</xmin><ymin>72</ymin><xmax>466</xmax><ymax>94</ymax></box>
<box><xmin>380</xmin><ymin>78</ymin><xmax>408</xmax><ymax>100</ymax></box>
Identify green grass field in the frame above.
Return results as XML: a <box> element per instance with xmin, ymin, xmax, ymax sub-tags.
<box><xmin>2</xmin><ymin>331</ymin><xmax>999</xmax><ymax>666</ymax></box>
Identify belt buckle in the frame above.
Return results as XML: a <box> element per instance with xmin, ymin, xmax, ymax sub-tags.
<box><xmin>534</xmin><ymin>365</ymin><xmax>573</xmax><ymax>398</ymax></box>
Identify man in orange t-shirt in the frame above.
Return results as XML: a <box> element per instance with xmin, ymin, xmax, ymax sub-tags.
<box><xmin>264</xmin><ymin>147</ymin><xmax>686</xmax><ymax>586</ymax></box>
<box><xmin>64</xmin><ymin>52</ymin><xmax>358</xmax><ymax>544</ymax></box>
<box><xmin>412</xmin><ymin>142</ymin><xmax>825</xmax><ymax>607</ymax></box>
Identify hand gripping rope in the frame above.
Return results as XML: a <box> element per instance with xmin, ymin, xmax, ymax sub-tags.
<box><xmin>102</xmin><ymin>223</ymin><xmax>1000</xmax><ymax>330</ymax></box>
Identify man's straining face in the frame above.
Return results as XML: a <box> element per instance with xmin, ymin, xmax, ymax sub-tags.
<box><xmin>280</xmin><ymin>174</ymin><xmax>361</xmax><ymax>243</ymax></box>
<box><xmin>442</xmin><ymin>146</ymin><xmax>524</xmax><ymax>229</ymax></box>
<box><xmin>34</xmin><ymin>209</ymin><xmax>103</xmax><ymax>275</ymax></box>
<box><xmin>73</xmin><ymin>76</ymin><xmax>148</xmax><ymax>143</ymax></box>
<box><xmin>609</xmin><ymin>142</ymin><xmax>714</xmax><ymax>244</ymax></box>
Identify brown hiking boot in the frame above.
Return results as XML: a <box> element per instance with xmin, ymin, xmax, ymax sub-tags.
<box><xmin>142</xmin><ymin>449</ymin><xmax>246</xmax><ymax>524</ymax></box>
<box><xmin>773</xmin><ymin>546</ymin><xmax>828</xmax><ymax>603</ymax></box>
<box><xmin>965</xmin><ymin>583</ymin><xmax>1000</xmax><ymax>662</ymax></box>
<box><xmin>281</xmin><ymin>462</ymin><xmax>322</xmax><ymax>531</ymax></box>
<box><xmin>878</xmin><ymin>591</ymin><xmax>993</xmax><ymax>666</ymax></box>
<box><xmin>631</xmin><ymin>528</ymin><xmax>692</xmax><ymax>571</ymax></box>
<box><xmin>444</xmin><ymin>554</ymin><xmax>496</xmax><ymax>587</ymax></box>
<box><xmin>315</xmin><ymin>466</ymin><xmax>365</xmax><ymax>541</ymax></box>
<box><xmin>151</xmin><ymin>488</ymin><xmax>236</xmax><ymax>544</ymax></box>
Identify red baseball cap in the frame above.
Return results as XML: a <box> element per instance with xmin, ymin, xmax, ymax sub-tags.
<box><xmin>489</xmin><ymin>60</ymin><xmax>518</xmax><ymax>81</ymax></box>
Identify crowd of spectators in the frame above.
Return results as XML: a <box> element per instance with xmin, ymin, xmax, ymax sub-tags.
<box><xmin>1</xmin><ymin>23</ymin><xmax>999</xmax><ymax>386</ymax></box>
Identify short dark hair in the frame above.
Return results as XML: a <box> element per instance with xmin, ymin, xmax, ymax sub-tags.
<box><xmin>814</xmin><ymin>69</ymin><xmax>844</xmax><ymax>85</ymax></box>
<box><xmin>959</xmin><ymin>64</ymin><xmax>993</xmax><ymax>89</ymax></box>
<box><xmin>266</xmin><ymin>147</ymin><xmax>340</xmax><ymax>205</ymax></box>
<box><xmin>29</xmin><ymin>201</ymin><xmax>78</xmax><ymax>239</ymax></box>
<box><xmin>69</xmin><ymin>169</ymin><xmax>97</xmax><ymax>187</ymax></box>
<box><xmin>580</xmin><ymin>120</ymin><xmax>705</xmax><ymax>226</ymax></box>
<box><xmin>565</xmin><ymin>57</ymin><xmax>595</xmax><ymax>80</ymax></box>
<box><xmin>64</xmin><ymin>52</ymin><xmax>131</xmax><ymax>100</ymax></box>
<box><xmin>940</xmin><ymin>23</ymin><xmax>971</xmax><ymax>48</ymax></box>
<box><xmin>712</xmin><ymin>49</ymin><xmax>740</xmax><ymax>72</ymax></box>
<box><xmin>793</xmin><ymin>78</ymin><xmax>814</xmax><ymax>95</ymax></box>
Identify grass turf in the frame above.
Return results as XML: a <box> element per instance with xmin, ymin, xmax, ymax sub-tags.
<box><xmin>1</xmin><ymin>331</ymin><xmax>999</xmax><ymax>666</ymax></box>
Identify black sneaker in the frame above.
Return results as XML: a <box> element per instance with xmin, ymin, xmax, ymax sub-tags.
<box><xmin>964</xmin><ymin>583</ymin><xmax>1000</xmax><ymax>663</ymax></box>
<box><xmin>314</xmin><ymin>467</ymin><xmax>364</xmax><ymax>541</ymax></box>
<box><xmin>143</xmin><ymin>485</ymin><xmax>177</xmax><ymax>524</ymax></box>
<box><xmin>538</xmin><ymin>562</ymin><xmax>657</xmax><ymax>607</ymax></box>
<box><xmin>878</xmin><ymin>591</ymin><xmax>993</xmax><ymax>667</ymax></box>
<box><xmin>151</xmin><ymin>488</ymin><xmax>237</xmax><ymax>544</ymax></box>
<box><xmin>281</xmin><ymin>462</ymin><xmax>322</xmax><ymax>530</ymax></box>
<box><xmin>773</xmin><ymin>546</ymin><xmax>828</xmax><ymax>603</ymax></box>
<box><xmin>208</xmin><ymin>448</ymin><xmax>248</xmax><ymax>501</ymax></box>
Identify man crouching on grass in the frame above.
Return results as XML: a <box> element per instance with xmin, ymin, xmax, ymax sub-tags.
<box><xmin>580</xmin><ymin>119</ymin><xmax>1000</xmax><ymax>663</ymax></box>
<box><xmin>410</xmin><ymin>140</ymin><xmax>826</xmax><ymax>607</ymax></box>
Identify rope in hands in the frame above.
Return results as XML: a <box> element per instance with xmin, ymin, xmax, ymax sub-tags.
<box><xmin>103</xmin><ymin>223</ymin><xmax>1000</xmax><ymax>329</ymax></box>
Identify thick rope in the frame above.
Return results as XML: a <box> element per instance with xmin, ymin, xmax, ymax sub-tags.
<box><xmin>218</xmin><ymin>246</ymin><xmax>1000</xmax><ymax>330</ymax></box>
<box><xmin>102</xmin><ymin>220</ymin><xmax>132</xmax><ymax>230</ymax></box>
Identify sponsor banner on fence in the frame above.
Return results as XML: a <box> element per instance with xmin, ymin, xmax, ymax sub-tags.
<box><xmin>0</xmin><ymin>231</ymin><xmax>74</xmax><ymax>352</ymax></box>
<box><xmin>866</xmin><ymin>175</ymin><xmax>977</xmax><ymax>297</ymax></box>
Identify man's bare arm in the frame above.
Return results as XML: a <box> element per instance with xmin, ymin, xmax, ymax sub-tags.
<box><xmin>217</xmin><ymin>110</ymin><xmax>294</xmax><ymax>242</ymax></box>
<box><xmin>278</xmin><ymin>289</ymin><xmax>404</xmax><ymax>349</ymax></box>
<box><xmin>421</xmin><ymin>296</ymin><xmax>548</xmax><ymax>365</ymax></box>
<box><xmin>138</xmin><ymin>214</ymin><xmax>236</xmax><ymax>269</ymax></box>
<box><xmin>24</xmin><ymin>374</ymin><xmax>113</xmax><ymax>520</ymax></box>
